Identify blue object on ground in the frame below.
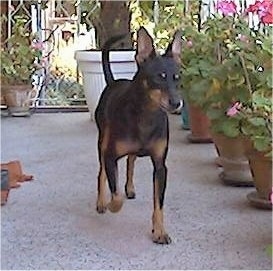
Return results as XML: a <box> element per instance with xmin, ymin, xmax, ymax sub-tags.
<box><xmin>181</xmin><ymin>100</ymin><xmax>190</xmax><ymax>130</ymax></box>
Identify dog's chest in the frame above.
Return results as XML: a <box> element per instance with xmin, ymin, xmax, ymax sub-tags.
<box><xmin>136</xmin><ymin>113</ymin><xmax>167</xmax><ymax>144</ymax></box>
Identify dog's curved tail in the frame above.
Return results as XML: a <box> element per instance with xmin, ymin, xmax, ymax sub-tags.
<box><xmin>102</xmin><ymin>34</ymin><xmax>128</xmax><ymax>86</ymax></box>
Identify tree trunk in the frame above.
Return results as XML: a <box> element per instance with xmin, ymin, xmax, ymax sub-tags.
<box><xmin>1</xmin><ymin>1</ymin><xmax>8</xmax><ymax>43</ymax></box>
<box><xmin>93</xmin><ymin>0</ymin><xmax>132</xmax><ymax>49</ymax></box>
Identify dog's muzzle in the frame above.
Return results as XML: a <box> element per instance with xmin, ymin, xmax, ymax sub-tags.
<box><xmin>170</xmin><ymin>99</ymin><xmax>183</xmax><ymax>114</ymax></box>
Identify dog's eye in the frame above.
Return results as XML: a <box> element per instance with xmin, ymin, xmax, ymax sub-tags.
<box><xmin>174</xmin><ymin>74</ymin><xmax>180</xmax><ymax>80</ymax></box>
<box><xmin>160</xmin><ymin>73</ymin><xmax>167</xmax><ymax>79</ymax></box>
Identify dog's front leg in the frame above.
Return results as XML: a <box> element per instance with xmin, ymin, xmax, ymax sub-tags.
<box><xmin>125</xmin><ymin>154</ymin><xmax>137</xmax><ymax>199</ymax></box>
<box><xmin>104</xmin><ymin>152</ymin><xmax>123</xmax><ymax>213</ymax></box>
<box><xmin>151</xmin><ymin>157</ymin><xmax>171</xmax><ymax>244</ymax></box>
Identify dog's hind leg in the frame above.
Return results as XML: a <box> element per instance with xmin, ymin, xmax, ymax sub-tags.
<box><xmin>96</xmin><ymin>158</ymin><xmax>108</xmax><ymax>213</ymax></box>
<box><xmin>104</xmin><ymin>153</ymin><xmax>123</xmax><ymax>213</ymax></box>
<box><xmin>96</xmin><ymin>129</ymin><xmax>110</xmax><ymax>214</ymax></box>
<box><xmin>125</xmin><ymin>154</ymin><xmax>137</xmax><ymax>199</ymax></box>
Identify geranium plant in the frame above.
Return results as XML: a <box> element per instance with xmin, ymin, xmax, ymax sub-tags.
<box><xmin>180</xmin><ymin>0</ymin><xmax>272</xmax><ymax>139</ymax></box>
<box><xmin>240</xmin><ymin>92</ymin><xmax>272</xmax><ymax>154</ymax></box>
<box><xmin>225</xmin><ymin>32</ymin><xmax>272</xmax><ymax>154</ymax></box>
<box><xmin>0</xmin><ymin>15</ymin><xmax>43</xmax><ymax>85</ymax></box>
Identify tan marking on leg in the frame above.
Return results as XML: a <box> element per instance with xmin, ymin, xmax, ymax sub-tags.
<box><xmin>150</xmin><ymin>138</ymin><xmax>168</xmax><ymax>158</ymax></box>
<box><xmin>150</xmin><ymin>138</ymin><xmax>170</xmax><ymax>244</ymax></box>
<box><xmin>152</xmin><ymin>177</ymin><xmax>171</xmax><ymax>244</ymax></box>
<box><xmin>125</xmin><ymin>155</ymin><xmax>137</xmax><ymax>199</ymax></box>
<box><xmin>105</xmin><ymin>157</ymin><xmax>123</xmax><ymax>213</ymax></box>
<box><xmin>96</xmin><ymin>126</ymin><xmax>110</xmax><ymax>213</ymax></box>
<box><xmin>101</xmin><ymin>126</ymin><xmax>110</xmax><ymax>152</ymax></box>
<box><xmin>96</xmin><ymin>162</ymin><xmax>107</xmax><ymax>213</ymax></box>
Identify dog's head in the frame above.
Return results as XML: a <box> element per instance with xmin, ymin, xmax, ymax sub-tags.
<box><xmin>135</xmin><ymin>27</ymin><xmax>182</xmax><ymax>113</ymax></box>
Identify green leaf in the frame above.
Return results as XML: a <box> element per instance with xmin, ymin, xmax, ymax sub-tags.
<box><xmin>262</xmin><ymin>38</ymin><xmax>273</xmax><ymax>54</ymax></box>
<box><xmin>185</xmin><ymin>66</ymin><xmax>200</xmax><ymax>76</ymax></box>
<box><xmin>221</xmin><ymin>118</ymin><xmax>240</xmax><ymax>137</ymax></box>
<box><xmin>248</xmin><ymin>117</ymin><xmax>266</xmax><ymax>127</ymax></box>
<box><xmin>235</xmin><ymin>76</ymin><xmax>245</xmax><ymax>86</ymax></box>
<box><xmin>253</xmin><ymin>136</ymin><xmax>271</xmax><ymax>152</ymax></box>
<box><xmin>206</xmin><ymin>108</ymin><xmax>222</xmax><ymax>120</ymax></box>
<box><xmin>266</xmin><ymin>73</ymin><xmax>273</xmax><ymax>88</ymax></box>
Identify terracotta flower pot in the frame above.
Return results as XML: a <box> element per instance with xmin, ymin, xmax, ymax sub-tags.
<box><xmin>187</xmin><ymin>104</ymin><xmax>213</xmax><ymax>143</ymax></box>
<box><xmin>2</xmin><ymin>85</ymin><xmax>36</xmax><ymax>117</ymax></box>
<box><xmin>212</xmin><ymin>133</ymin><xmax>253</xmax><ymax>187</ymax></box>
<box><xmin>245</xmin><ymin>149</ymin><xmax>272</xmax><ymax>210</ymax></box>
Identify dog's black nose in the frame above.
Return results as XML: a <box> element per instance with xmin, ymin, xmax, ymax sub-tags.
<box><xmin>170</xmin><ymin>99</ymin><xmax>183</xmax><ymax>114</ymax></box>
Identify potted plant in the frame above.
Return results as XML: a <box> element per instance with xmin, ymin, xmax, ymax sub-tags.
<box><xmin>74</xmin><ymin>1</ymin><xmax>137</xmax><ymax>120</ymax></box>
<box><xmin>180</xmin><ymin>18</ymin><xmax>215</xmax><ymax>143</ymax></box>
<box><xmin>205</xmin><ymin>2</ymin><xmax>272</xmax><ymax>189</ymax></box>
<box><xmin>1</xmin><ymin>15</ymin><xmax>42</xmax><ymax>117</ymax></box>
<box><xmin>180</xmin><ymin>0</ymin><xmax>272</xmax><ymax>186</ymax></box>
<box><xmin>241</xmin><ymin>95</ymin><xmax>272</xmax><ymax>210</ymax></box>
<box><xmin>225</xmin><ymin>30</ymin><xmax>272</xmax><ymax>207</ymax></box>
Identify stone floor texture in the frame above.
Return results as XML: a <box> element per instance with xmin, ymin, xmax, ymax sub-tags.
<box><xmin>1</xmin><ymin>112</ymin><xmax>272</xmax><ymax>270</ymax></box>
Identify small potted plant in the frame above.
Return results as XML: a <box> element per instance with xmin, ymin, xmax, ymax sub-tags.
<box><xmin>1</xmin><ymin>15</ymin><xmax>43</xmax><ymax>116</ymax></box>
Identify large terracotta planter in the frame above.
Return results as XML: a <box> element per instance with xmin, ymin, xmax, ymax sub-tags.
<box><xmin>246</xmin><ymin>148</ymin><xmax>272</xmax><ymax>210</ymax></box>
<box><xmin>187</xmin><ymin>104</ymin><xmax>213</xmax><ymax>143</ymax></box>
<box><xmin>212</xmin><ymin>133</ymin><xmax>253</xmax><ymax>187</ymax></box>
<box><xmin>74</xmin><ymin>50</ymin><xmax>137</xmax><ymax>120</ymax></box>
<box><xmin>2</xmin><ymin>85</ymin><xmax>36</xmax><ymax>117</ymax></box>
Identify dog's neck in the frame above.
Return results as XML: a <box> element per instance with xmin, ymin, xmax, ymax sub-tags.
<box><xmin>127</xmin><ymin>74</ymin><xmax>164</xmax><ymax>113</ymax></box>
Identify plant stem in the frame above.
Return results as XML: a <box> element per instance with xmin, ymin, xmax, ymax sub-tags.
<box><xmin>238</xmin><ymin>52</ymin><xmax>253</xmax><ymax>96</ymax></box>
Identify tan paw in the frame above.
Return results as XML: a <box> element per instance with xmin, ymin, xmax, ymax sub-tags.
<box><xmin>125</xmin><ymin>186</ymin><xmax>136</xmax><ymax>199</ymax></box>
<box><xmin>96</xmin><ymin>199</ymin><xmax>107</xmax><ymax>214</ymax></box>
<box><xmin>107</xmin><ymin>196</ymin><xmax>123</xmax><ymax>213</ymax></box>
<box><xmin>152</xmin><ymin>229</ymin><xmax>172</xmax><ymax>244</ymax></box>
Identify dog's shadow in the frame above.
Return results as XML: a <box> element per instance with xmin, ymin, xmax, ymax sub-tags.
<box><xmin>71</xmin><ymin>194</ymin><xmax>154</xmax><ymax>256</ymax></box>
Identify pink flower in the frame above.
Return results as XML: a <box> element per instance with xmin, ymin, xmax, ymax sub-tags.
<box><xmin>261</xmin><ymin>9</ymin><xmax>273</xmax><ymax>24</ymax></box>
<box><xmin>216</xmin><ymin>0</ymin><xmax>237</xmax><ymax>16</ymax></box>
<box><xmin>246</xmin><ymin>0</ymin><xmax>273</xmax><ymax>24</ymax></box>
<box><xmin>226</xmin><ymin>102</ymin><xmax>242</xmax><ymax>116</ymax></box>
<box><xmin>186</xmin><ymin>40</ymin><xmax>193</xmax><ymax>48</ymax></box>
<box><xmin>238</xmin><ymin>34</ymin><xmax>249</xmax><ymax>43</ymax></box>
<box><xmin>40</xmin><ymin>57</ymin><xmax>49</xmax><ymax>67</ymax></box>
<box><xmin>31</xmin><ymin>41</ymin><xmax>44</xmax><ymax>51</ymax></box>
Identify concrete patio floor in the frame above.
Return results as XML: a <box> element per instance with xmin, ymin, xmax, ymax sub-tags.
<box><xmin>1</xmin><ymin>112</ymin><xmax>272</xmax><ymax>270</ymax></box>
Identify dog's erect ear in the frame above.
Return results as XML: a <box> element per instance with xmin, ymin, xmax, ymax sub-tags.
<box><xmin>135</xmin><ymin>27</ymin><xmax>156</xmax><ymax>64</ymax></box>
<box><xmin>164</xmin><ymin>31</ymin><xmax>182</xmax><ymax>64</ymax></box>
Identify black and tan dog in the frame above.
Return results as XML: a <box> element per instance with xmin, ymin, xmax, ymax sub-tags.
<box><xmin>95</xmin><ymin>27</ymin><xmax>182</xmax><ymax>244</ymax></box>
